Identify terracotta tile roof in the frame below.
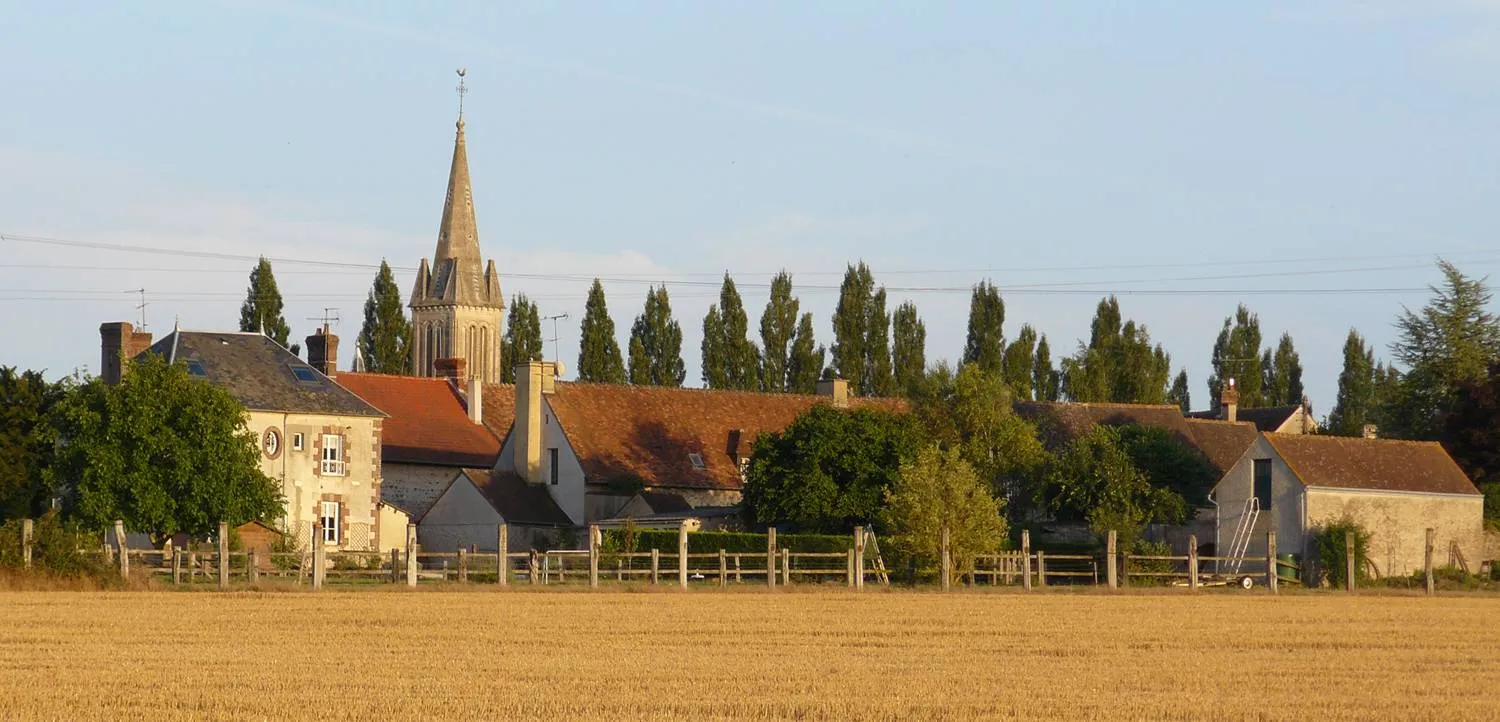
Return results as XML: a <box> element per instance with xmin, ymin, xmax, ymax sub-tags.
<box><xmin>480</xmin><ymin>383</ymin><xmax>517</xmax><ymax>446</ymax></box>
<box><xmin>336</xmin><ymin>373</ymin><xmax>501</xmax><ymax>467</ymax></box>
<box><xmin>1183</xmin><ymin>419</ymin><xmax>1262</xmax><ymax>475</ymax></box>
<box><xmin>543</xmin><ymin>382</ymin><xmax>905</xmax><ymax>491</ymax></box>
<box><xmin>1264</xmin><ymin>434</ymin><xmax>1482</xmax><ymax>496</ymax></box>
<box><xmin>464</xmin><ymin>469</ymin><xmax>574</xmax><ymax>526</ymax></box>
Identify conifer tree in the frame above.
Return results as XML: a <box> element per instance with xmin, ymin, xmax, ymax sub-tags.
<box><xmin>1327</xmin><ymin>330</ymin><xmax>1376</xmax><ymax>437</ymax></box>
<box><xmin>1385</xmin><ymin>260</ymin><xmax>1500</xmax><ymax>438</ymax></box>
<box><xmin>628</xmin><ymin>285</ymin><xmax>686</xmax><ymax>387</ymax></box>
<box><xmin>1209</xmin><ymin>305</ymin><xmax>1264</xmax><ymax>409</ymax></box>
<box><xmin>239</xmin><ymin>257</ymin><xmax>295</xmax><ymax>353</ymax></box>
<box><xmin>500</xmin><ymin>294</ymin><xmax>544</xmax><ymax>383</ymax></box>
<box><xmin>1168</xmin><ymin>370</ymin><xmax>1191</xmax><ymax>414</ymax></box>
<box><xmin>357</xmin><ymin>260</ymin><xmax>410</xmax><ymax>374</ymax></box>
<box><xmin>892</xmin><ymin>301</ymin><xmax>926</xmax><ymax>396</ymax></box>
<box><xmin>867</xmin><ymin>288</ymin><xmax>894</xmax><ymax>396</ymax></box>
<box><xmin>787</xmin><ymin>312</ymin><xmax>825</xmax><ymax>394</ymax></box>
<box><xmin>759</xmin><ymin>271</ymin><xmax>799</xmax><ymax>392</ymax></box>
<box><xmin>1001</xmin><ymin>324</ymin><xmax>1037</xmax><ymax>400</ymax></box>
<box><xmin>831</xmin><ymin>263</ymin><xmax>875</xmax><ymax>392</ymax></box>
<box><xmin>963</xmin><ymin>281</ymin><xmax>1005</xmax><ymax>376</ymax></box>
<box><xmin>1262</xmin><ymin>332</ymin><xmax>1304</xmax><ymax>407</ymax></box>
<box><xmin>577</xmin><ymin>279</ymin><xmax>626</xmax><ymax>384</ymax></box>
<box><xmin>701</xmin><ymin>275</ymin><xmax>759</xmax><ymax>390</ymax></box>
<box><xmin>1033</xmin><ymin>334</ymin><xmax>1060</xmax><ymax>402</ymax></box>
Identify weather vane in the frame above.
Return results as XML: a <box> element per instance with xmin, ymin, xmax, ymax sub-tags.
<box><xmin>456</xmin><ymin>68</ymin><xmax>468</xmax><ymax>121</ymax></box>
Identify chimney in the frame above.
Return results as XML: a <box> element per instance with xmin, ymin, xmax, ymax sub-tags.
<box><xmin>305</xmin><ymin>326</ymin><xmax>339</xmax><ymax>377</ymax></box>
<box><xmin>100</xmin><ymin>322</ymin><xmax>154</xmax><ymax>385</ymax></box>
<box><xmin>466</xmin><ymin>375</ymin><xmax>483</xmax><ymax>425</ymax></box>
<box><xmin>816</xmin><ymin>378</ymin><xmax>850</xmax><ymax>409</ymax></box>
<box><xmin>513</xmin><ymin>361</ymin><xmax>546</xmax><ymax>484</ymax></box>
<box><xmin>1219</xmin><ymin>377</ymin><xmax>1239</xmax><ymax>424</ymax></box>
<box><xmin>1362</xmin><ymin>424</ymin><xmax>1379</xmax><ymax>440</ymax></box>
<box><xmin>434</xmin><ymin>357</ymin><xmax>468</xmax><ymax>382</ymax></box>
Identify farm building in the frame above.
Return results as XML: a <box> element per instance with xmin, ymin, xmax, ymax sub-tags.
<box><xmin>1212</xmin><ymin>434</ymin><xmax>1485</xmax><ymax>578</ymax></box>
<box><xmin>413</xmin><ymin>469</ymin><xmax>575</xmax><ymax>552</ymax></box>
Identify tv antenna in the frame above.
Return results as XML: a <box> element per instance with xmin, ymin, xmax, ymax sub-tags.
<box><xmin>124</xmin><ymin>288</ymin><xmax>147</xmax><ymax>329</ymax></box>
<box><xmin>306</xmin><ymin>308</ymin><xmax>341</xmax><ymax>333</ymax></box>
<box><xmin>542</xmin><ymin>312</ymin><xmax>569</xmax><ymax>364</ymax></box>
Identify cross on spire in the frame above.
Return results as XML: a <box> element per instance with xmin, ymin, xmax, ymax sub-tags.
<box><xmin>455</xmin><ymin>68</ymin><xmax>468</xmax><ymax>125</ymax></box>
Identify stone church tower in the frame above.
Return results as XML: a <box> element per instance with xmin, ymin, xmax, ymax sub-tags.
<box><xmin>409</xmin><ymin>109</ymin><xmax>505</xmax><ymax>383</ymax></box>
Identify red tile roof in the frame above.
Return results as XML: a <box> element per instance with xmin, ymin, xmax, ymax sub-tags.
<box><xmin>1264</xmin><ymin>434</ymin><xmax>1482</xmax><ymax>496</ymax></box>
<box><xmin>336</xmin><ymin>373</ymin><xmax>502</xmax><ymax>467</ymax></box>
<box><xmin>542</xmin><ymin>382</ymin><xmax>904</xmax><ymax>491</ymax></box>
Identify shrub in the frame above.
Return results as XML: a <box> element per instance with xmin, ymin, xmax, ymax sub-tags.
<box><xmin>1126</xmin><ymin>539</ymin><xmax>1175</xmax><ymax>581</ymax></box>
<box><xmin>0</xmin><ymin>512</ymin><xmax>110</xmax><ymax>578</ymax></box>
<box><xmin>1313</xmin><ymin>516</ymin><xmax>1371</xmax><ymax>587</ymax></box>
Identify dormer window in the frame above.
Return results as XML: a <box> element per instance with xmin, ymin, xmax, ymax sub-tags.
<box><xmin>688</xmin><ymin>453</ymin><xmax>705</xmax><ymax>470</ymax></box>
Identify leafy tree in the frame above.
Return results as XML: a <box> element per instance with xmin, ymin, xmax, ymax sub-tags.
<box><xmin>1001</xmin><ymin>324</ymin><xmax>1037</xmax><ymax>400</ymax></box>
<box><xmin>787</xmin><ymin>313</ymin><xmax>826</xmax><ymax>394</ymax></box>
<box><xmin>700</xmin><ymin>275</ymin><xmax>759</xmax><ymax>390</ymax></box>
<box><xmin>741</xmin><ymin>405</ymin><xmax>920</xmax><ymax>533</ymax></box>
<box><xmin>1041</xmin><ymin>425</ymin><xmax>1187</xmax><ymax>545</ymax></box>
<box><xmin>356</xmin><ymin>261</ymin><xmax>411</xmax><ymax>374</ymax></box>
<box><xmin>758</xmin><ymin>271</ymin><xmax>799</xmax><ymax>392</ymax></box>
<box><xmin>831</xmin><ymin>263</ymin><xmax>875</xmax><ymax>392</ymax></box>
<box><xmin>963</xmin><ymin>280</ymin><xmax>1005</xmax><ymax>376</ymax></box>
<box><xmin>0</xmin><ymin>368</ymin><xmax>69</xmax><ymax>521</ymax></box>
<box><xmin>1313</xmin><ymin>516</ymin><xmax>1372</xmax><ymax>587</ymax></box>
<box><xmin>1262</xmin><ymin>332</ymin><xmax>1304</xmax><ymax>407</ymax></box>
<box><xmin>1167</xmin><ymin>370</ymin><xmax>1191</xmax><ymax>415</ymax></box>
<box><xmin>1327</xmin><ymin>330</ymin><xmax>1377</xmax><ymax>437</ymax></box>
<box><xmin>891</xmin><ymin>301</ymin><xmax>925</xmax><ymax>397</ymax></box>
<box><xmin>577</xmin><ymin>279</ymin><xmax>626</xmax><ymax>384</ymax></box>
<box><xmin>628</xmin><ymin>285</ymin><xmax>686</xmax><ymax>387</ymax></box>
<box><xmin>1115</xmin><ymin>425</ymin><xmax>1217</xmax><ymax>507</ymax></box>
<box><xmin>1033</xmin><ymin>335</ymin><xmax>1060</xmax><ymax>402</ymax></box>
<box><xmin>1209</xmin><ymin>304</ymin><xmax>1263</xmax><ymax>409</ymax></box>
<box><xmin>1385</xmin><ymin>260</ymin><xmax>1500</xmax><ymax>439</ymax></box>
<box><xmin>1443</xmin><ymin>361</ymin><xmax>1500</xmax><ymax>519</ymax></box>
<box><xmin>1061</xmin><ymin>297</ymin><xmax>1172</xmax><ymax>404</ymax></box>
<box><xmin>883</xmin><ymin>445</ymin><xmax>1008</xmax><ymax>583</ymax></box>
<box><xmin>238</xmin><ymin>257</ymin><xmax>297</xmax><ymax>354</ymax></box>
<box><xmin>500</xmin><ymin>293</ymin><xmax>544</xmax><ymax>383</ymax></box>
<box><xmin>47</xmin><ymin>355</ymin><xmax>283</xmax><ymax>539</ymax></box>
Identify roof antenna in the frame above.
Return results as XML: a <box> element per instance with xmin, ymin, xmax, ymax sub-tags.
<box><xmin>543</xmin><ymin>312</ymin><xmax>570</xmax><ymax>366</ymax></box>
<box><xmin>124</xmin><ymin>288</ymin><xmax>147</xmax><ymax>330</ymax></box>
<box><xmin>455</xmin><ymin>68</ymin><xmax>468</xmax><ymax>126</ymax></box>
<box><xmin>305</xmin><ymin>308</ymin><xmax>341</xmax><ymax>335</ymax></box>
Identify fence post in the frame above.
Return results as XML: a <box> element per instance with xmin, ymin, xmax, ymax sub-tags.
<box><xmin>1037</xmin><ymin>551</ymin><xmax>1047</xmax><ymax>588</ymax></box>
<box><xmin>529</xmin><ymin>550</ymin><xmax>539</xmax><ymax>585</ymax></box>
<box><xmin>457</xmin><ymin>548</ymin><xmax>468</xmax><ymax>584</ymax></box>
<box><xmin>405</xmin><ymin>524</ymin><xmax>418</xmax><ymax>588</ymax></box>
<box><xmin>172</xmin><ymin>547</ymin><xmax>182</xmax><ymax>584</ymax></box>
<box><xmin>853</xmin><ymin>526</ymin><xmax>865</xmax><ymax>591</ymax></box>
<box><xmin>781</xmin><ymin>548</ymin><xmax>791</xmax><ymax>586</ymax></box>
<box><xmin>312</xmin><ymin>522</ymin><xmax>326</xmax><ymax>590</ymax></box>
<box><xmin>650</xmin><ymin>548</ymin><xmax>660</xmax><ymax>585</ymax></box>
<box><xmin>1020</xmin><ymin>530</ymin><xmax>1032</xmax><ymax>591</ymax></box>
<box><xmin>766</xmin><ymin>527</ymin><xmax>777</xmax><ymax>590</ymax></box>
<box><xmin>940</xmin><ymin>526</ymin><xmax>952</xmax><ymax>592</ymax></box>
<box><xmin>218</xmin><ymin>522</ymin><xmax>230</xmax><ymax>591</ymax></box>
<box><xmin>1106</xmin><ymin>530</ymin><xmax>1117</xmax><ymax>589</ymax></box>
<box><xmin>720</xmin><ymin>549</ymin><xmax>729</xmax><ymax>588</ymax></box>
<box><xmin>1344</xmin><ymin>531</ymin><xmax>1356</xmax><ymax>593</ymax></box>
<box><xmin>114</xmin><ymin>520</ymin><xmax>129</xmax><ymax>578</ymax></box>
<box><xmin>733</xmin><ymin>555</ymin><xmax>741</xmax><ymax>583</ymax></box>
<box><xmin>390</xmin><ymin>548</ymin><xmax>400</xmax><ymax>583</ymax></box>
<box><xmin>21</xmin><ymin>519</ymin><xmax>33</xmax><ymax>571</ymax></box>
<box><xmin>1266</xmin><ymin>531</ymin><xmax>1278</xmax><ymax>594</ymax></box>
<box><xmin>1187</xmin><ymin>534</ymin><xmax>1199</xmax><ymax>592</ymax></box>
<box><xmin>678</xmin><ymin>521</ymin><xmax>689</xmax><ymax>590</ymax></box>
<box><xmin>1425</xmin><ymin>528</ymin><xmax>1435</xmax><ymax>597</ymax></box>
<box><xmin>587</xmin><ymin>524</ymin><xmax>600</xmax><ymax>589</ymax></box>
<box><xmin>248</xmin><ymin>548</ymin><xmax>259</xmax><ymax>585</ymax></box>
<box><xmin>497</xmin><ymin>524</ymin><xmax>509</xmax><ymax>587</ymax></box>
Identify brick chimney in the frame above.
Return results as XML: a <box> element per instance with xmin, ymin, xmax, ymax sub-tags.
<box><xmin>1220</xmin><ymin>378</ymin><xmax>1239</xmax><ymax>424</ymax></box>
<box><xmin>305</xmin><ymin>326</ymin><xmax>339</xmax><ymax>377</ymax></box>
<box><xmin>434</xmin><ymin>357</ymin><xmax>468</xmax><ymax>381</ymax></box>
<box><xmin>100</xmin><ymin>322</ymin><xmax>154</xmax><ymax>385</ymax></box>
<box><xmin>816</xmin><ymin>378</ymin><xmax>850</xmax><ymax>408</ymax></box>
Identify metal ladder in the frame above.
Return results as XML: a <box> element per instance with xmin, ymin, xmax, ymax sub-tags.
<box><xmin>1225</xmin><ymin>497</ymin><xmax>1260</xmax><ymax>575</ymax></box>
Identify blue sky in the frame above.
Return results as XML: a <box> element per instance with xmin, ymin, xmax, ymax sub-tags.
<box><xmin>3</xmin><ymin>1</ymin><xmax>1499</xmax><ymax>412</ymax></box>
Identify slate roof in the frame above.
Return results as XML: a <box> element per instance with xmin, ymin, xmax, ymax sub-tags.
<box><xmin>1183</xmin><ymin>419</ymin><xmax>1262</xmax><ymax>475</ymax></box>
<box><xmin>543</xmin><ymin>383</ymin><xmax>905</xmax><ymax>491</ymax></box>
<box><xmin>1264</xmin><ymin>434</ymin><xmax>1482</xmax><ymax>496</ymax></box>
<box><xmin>1188</xmin><ymin>405</ymin><xmax>1306</xmax><ymax>433</ymax></box>
<box><xmin>636</xmin><ymin>491</ymin><xmax>694</xmax><ymax>514</ymax></box>
<box><xmin>464</xmin><ymin>469</ymin><xmax>573</xmax><ymax>526</ymax></box>
<box><xmin>336</xmin><ymin>373</ymin><xmax>502</xmax><ymax>467</ymax></box>
<box><xmin>141</xmin><ymin>330</ymin><xmax>381</xmax><ymax>417</ymax></box>
<box><xmin>1017</xmin><ymin>401</ymin><xmax>1260</xmax><ymax>477</ymax></box>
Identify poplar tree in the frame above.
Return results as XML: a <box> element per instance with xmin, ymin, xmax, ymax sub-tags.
<box><xmin>1033</xmin><ymin>335</ymin><xmax>1060</xmax><ymax>402</ymax></box>
<box><xmin>891</xmin><ymin>301</ymin><xmax>926</xmax><ymax>396</ymax></box>
<box><xmin>701</xmin><ymin>275</ymin><xmax>759</xmax><ymax>390</ymax></box>
<box><xmin>1061</xmin><ymin>296</ymin><xmax>1172</xmax><ymax>404</ymax></box>
<box><xmin>1001</xmin><ymin>324</ymin><xmax>1037</xmax><ymax>400</ymax></box>
<box><xmin>963</xmin><ymin>281</ymin><xmax>1005</xmax><ymax>376</ymax></box>
<box><xmin>500</xmin><ymin>294</ymin><xmax>544</xmax><ymax>383</ymax></box>
<box><xmin>831</xmin><ymin>263</ymin><xmax>875</xmax><ymax>392</ymax></box>
<box><xmin>1327</xmin><ymin>330</ymin><xmax>1376</xmax><ymax>437</ymax></box>
<box><xmin>239</xmin><ymin>257</ymin><xmax>295</xmax><ymax>353</ymax></box>
<box><xmin>867</xmin><ymin>288</ymin><xmax>894</xmax><ymax>396</ymax></box>
<box><xmin>357</xmin><ymin>260</ymin><xmax>410</xmax><ymax>374</ymax></box>
<box><xmin>787</xmin><ymin>312</ymin><xmax>825</xmax><ymax>394</ymax></box>
<box><xmin>1208</xmin><ymin>305</ymin><xmax>1264</xmax><ymax>409</ymax></box>
<box><xmin>577</xmin><ymin>279</ymin><xmax>626</xmax><ymax>384</ymax></box>
<box><xmin>1262</xmin><ymin>332</ymin><xmax>1304</xmax><ymax>407</ymax></box>
<box><xmin>628</xmin><ymin>285</ymin><xmax>686</xmax><ymax>387</ymax></box>
<box><xmin>1168</xmin><ymin>370</ymin><xmax>1191</xmax><ymax>414</ymax></box>
<box><xmin>759</xmin><ymin>271</ymin><xmax>799</xmax><ymax>392</ymax></box>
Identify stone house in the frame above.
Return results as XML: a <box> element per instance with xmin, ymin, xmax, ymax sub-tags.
<box><xmin>1211</xmin><ymin>434</ymin><xmax>1484</xmax><ymax>577</ymax></box>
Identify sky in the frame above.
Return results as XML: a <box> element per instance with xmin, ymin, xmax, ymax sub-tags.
<box><xmin>3</xmin><ymin>1</ymin><xmax>1500</xmax><ymax>413</ymax></box>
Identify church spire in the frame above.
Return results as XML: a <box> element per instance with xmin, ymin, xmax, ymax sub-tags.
<box><xmin>432</xmin><ymin>68</ymin><xmax>480</xmax><ymax>269</ymax></box>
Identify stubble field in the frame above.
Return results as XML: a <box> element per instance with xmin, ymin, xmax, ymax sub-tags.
<box><xmin>1</xmin><ymin>589</ymin><xmax>1497</xmax><ymax>720</ymax></box>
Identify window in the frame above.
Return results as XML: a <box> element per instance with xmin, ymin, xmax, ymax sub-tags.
<box><xmin>291</xmin><ymin>366</ymin><xmax>318</xmax><ymax>383</ymax></box>
<box><xmin>688</xmin><ymin>452</ymin><xmax>705</xmax><ymax>470</ymax></box>
<box><xmin>1252</xmin><ymin>458</ymin><xmax>1273</xmax><ymax>511</ymax></box>
<box><xmin>321</xmin><ymin>434</ymin><xmax>346</xmax><ymax>476</ymax></box>
<box><xmin>321</xmin><ymin>501</ymin><xmax>341</xmax><ymax>544</ymax></box>
<box><xmin>185</xmin><ymin>360</ymin><xmax>207</xmax><ymax>378</ymax></box>
<box><xmin>292</xmin><ymin>433</ymin><xmax>304</xmax><ymax>451</ymax></box>
<box><xmin>548</xmin><ymin>448</ymin><xmax>559</xmax><ymax>485</ymax></box>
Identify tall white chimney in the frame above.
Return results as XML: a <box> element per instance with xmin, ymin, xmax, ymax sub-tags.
<box><xmin>467</xmin><ymin>375</ymin><xmax>483</xmax><ymax>425</ymax></box>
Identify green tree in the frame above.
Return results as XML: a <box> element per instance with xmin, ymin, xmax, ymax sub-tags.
<box><xmin>1033</xmin><ymin>335</ymin><xmax>1060</xmax><ymax>402</ymax></box>
<box><xmin>1327</xmin><ymin>330</ymin><xmax>1377</xmax><ymax>437</ymax></box>
<box><xmin>628</xmin><ymin>285</ymin><xmax>686</xmax><ymax>387</ymax></box>
<box><xmin>787</xmin><ymin>312</ymin><xmax>826</xmax><ymax>394</ymax></box>
<box><xmin>356</xmin><ymin>260</ymin><xmax>410</xmax><ymax>374</ymax></box>
<box><xmin>1167</xmin><ymin>370</ymin><xmax>1191</xmax><ymax>414</ymax></box>
<box><xmin>47</xmin><ymin>355</ymin><xmax>283</xmax><ymax>538</ymax></box>
<box><xmin>1061</xmin><ymin>297</ymin><xmax>1172</xmax><ymax>404</ymax></box>
<box><xmin>891</xmin><ymin>301</ymin><xmax>925</xmax><ymax>397</ymax></box>
<box><xmin>741</xmin><ymin>405</ymin><xmax>920</xmax><ymax>533</ymax></box>
<box><xmin>1001</xmin><ymin>324</ymin><xmax>1037</xmax><ymax>400</ymax></box>
<box><xmin>1385</xmin><ymin>260</ymin><xmax>1500</xmax><ymax>439</ymax></box>
<box><xmin>867</xmin><ymin>289</ymin><xmax>894</xmax><ymax>396</ymax></box>
<box><xmin>238</xmin><ymin>257</ymin><xmax>297</xmax><ymax>354</ymax></box>
<box><xmin>831</xmin><ymin>262</ymin><xmax>875</xmax><ymax>392</ymax></box>
<box><xmin>883</xmin><ymin>445</ymin><xmax>1008</xmax><ymax>583</ymax></box>
<box><xmin>701</xmin><ymin>275</ymin><xmax>759</xmax><ymax>390</ymax></box>
<box><xmin>1262</xmin><ymin>332</ymin><xmax>1304</xmax><ymax>407</ymax></box>
<box><xmin>1041</xmin><ymin>425</ymin><xmax>1186</xmax><ymax>546</ymax></box>
<box><xmin>577</xmin><ymin>279</ymin><xmax>626</xmax><ymax>384</ymax></box>
<box><xmin>500</xmin><ymin>293</ymin><xmax>544</xmax><ymax>383</ymax></box>
<box><xmin>1209</xmin><ymin>305</ymin><xmax>1264</xmax><ymax>409</ymax></box>
<box><xmin>1444</xmin><ymin>361</ymin><xmax>1500</xmax><ymax>519</ymax></box>
<box><xmin>758</xmin><ymin>271</ymin><xmax>799</xmax><ymax>392</ymax></box>
<box><xmin>1115</xmin><ymin>425</ymin><xmax>1218</xmax><ymax>507</ymax></box>
<box><xmin>963</xmin><ymin>280</ymin><xmax>1005</xmax><ymax>376</ymax></box>
<box><xmin>0</xmin><ymin>368</ymin><xmax>69</xmax><ymax>521</ymax></box>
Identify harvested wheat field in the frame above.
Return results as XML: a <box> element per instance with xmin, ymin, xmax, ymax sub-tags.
<box><xmin>1</xmin><ymin>590</ymin><xmax>1498</xmax><ymax>720</ymax></box>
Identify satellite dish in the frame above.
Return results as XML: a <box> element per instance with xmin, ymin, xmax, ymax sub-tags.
<box><xmin>552</xmin><ymin>360</ymin><xmax>567</xmax><ymax>378</ymax></box>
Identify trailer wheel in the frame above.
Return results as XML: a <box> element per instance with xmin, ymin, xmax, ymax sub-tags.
<box><xmin>1239</xmin><ymin>576</ymin><xmax>1255</xmax><ymax>590</ymax></box>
